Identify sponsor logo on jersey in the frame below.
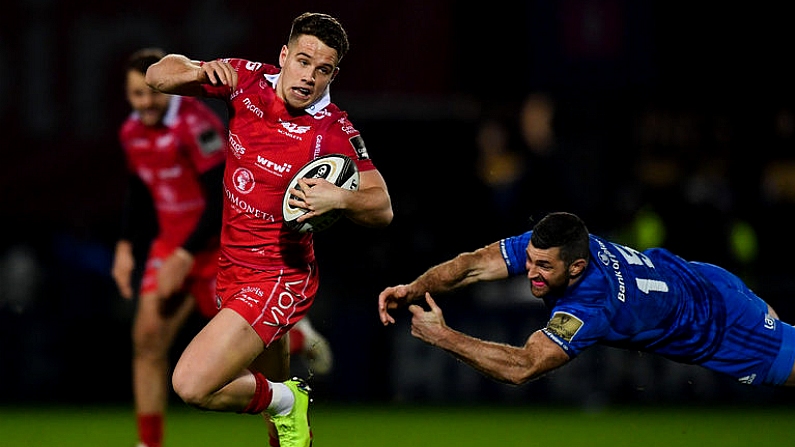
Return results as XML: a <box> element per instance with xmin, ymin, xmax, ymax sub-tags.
<box><xmin>313</xmin><ymin>135</ymin><xmax>323</xmax><ymax>159</ymax></box>
<box><xmin>765</xmin><ymin>314</ymin><xmax>776</xmax><ymax>330</ymax></box>
<box><xmin>232</xmin><ymin>167</ymin><xmax>255</xmax><ymax>194</ymax></box>
<box><xmin>242</xmin><ymin>97</ymin><xmax>264</xmax><ymax>118</ymax></box>
<box><xmin>261</xmin><ymin>280</ymin><xmax>305</xmax><ymax>327</ymax></box>
<box><xmin>542</xmin><ymin>330</ymin><xmax>569</xmax><ymax>352</ymax></box>
<box><xmin>738</xmin><ymin>374</ymin><xmax>756</xmax><ymax>385</ymax></box>
<box><xmin>596</xmin><ymin>239</ymin><xmax>627</xmax><ymax>302</ymax></box>
<box><xmin>348</xmin><ymin>135</ymin><xmax>370</xmax><ymax>160</ymax></box>
<box><xmin>338</xmin><ymin>117</ymin><xmax>357</xmax><ymax>134</ymax></box>
<box><xmin>498</xmin><ymin>240</ymin><xmax>515</xmax><ymax>269</ymax></box>
<box><xmin>245</xmin><ymin>61</ymin><xmax>263</xmax><ymax>72</ymax></box>
<box><xmin>229</xmin><ymin>132</ymin><xmax>246</xmax><ymax>159</ymax></box>
<box><xmin>278</xmin><ymin>119</ymin><xmax>311</xmax><ymax>140</ymax></box>
<box><xmin>198</xmin><ymin>129</ymin><xmax>224</xmax><ymax>155</ymax></box>
<box><xmin>545</xmin><ymin>311</ymin><xmax>583</xmax><ymax>343</ymax></box>
<box><xmin>254</xmin><ymin>155</ymin><xmax>292</xmax><ymax>177</ymax></box>
<box><xmin>224</xmin><ymin>185</ymin><xmax>276</xmax><ymax>222</ymax></box>
<box><xmin>231</xmin><ymin>286</ymin><xmax>264</xmax><ymax>309</ymax></box>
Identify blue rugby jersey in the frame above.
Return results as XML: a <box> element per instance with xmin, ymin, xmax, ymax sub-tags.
<box><xmin>499</xmin><ymin>232</ymin><xmax>785</xmax><ymax>384</ymax></box>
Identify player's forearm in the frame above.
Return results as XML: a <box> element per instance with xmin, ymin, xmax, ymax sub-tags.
<box><xmin>145</xmin><ymin>54</ymin><xmax>206</xmax><ymax>96</ymax></box>
<box><xmin>411</xmin><ymin>246</ymin><xmax>504</xmax><ymax>297</ymax></box>
<box><xmin>342</xmin><ymin>187</ymin><xmax>393</xmax><ymax>228</ymax></box>
<box><xmin>411</xmin><ymin>256</ymin><xmax>477</xmax><ymax>297</ymax></box>
<box><xmin>429</xmin><ymin>327</ymin><xmax>538</xmax><ymax>385</ymax></box>
<box><xmin>341</xmin><ymin>170</ymin><xmax>393</xmax><ymax>227</ymax></box>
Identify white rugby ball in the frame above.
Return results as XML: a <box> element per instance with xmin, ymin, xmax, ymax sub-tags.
<box><xmin>282</xmin><ymin>154</ymin><xmax>360</xmax><ymax>233</ymax></box>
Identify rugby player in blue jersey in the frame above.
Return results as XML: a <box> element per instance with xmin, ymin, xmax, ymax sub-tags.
<box><xmin>378</xmin><ymin>211</ymin><xmax>795</xmax><ymax>387</ymax></box>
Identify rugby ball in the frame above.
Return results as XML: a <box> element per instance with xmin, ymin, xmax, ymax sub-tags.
<box><xmin>282</xmin><ymin>154</ymin><xmax>359</xmax><ymax>233</ymax></box>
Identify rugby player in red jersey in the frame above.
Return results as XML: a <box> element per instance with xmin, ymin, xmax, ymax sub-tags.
<box><xmin>114</xmin><ymin>47</ymin><xmax>336</xmax><ymax>447</ymax></box>
<box><xmin>145</xmin><ymin>12</ymin><xmax>393</xmax><ymax>447</ymax></box>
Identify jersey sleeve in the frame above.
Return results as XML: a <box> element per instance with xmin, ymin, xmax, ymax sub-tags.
<box><xmin>541</xmin><ymin>262</ymin><xmax>615</xmax><ymax>358</ymax></box>
<box><xmin>542</xmin><ymin>300</ymin><xmax>610</xmax><ymax>358</ymax></box>
<box><xmin>498</xmin><ymin>231</ymin><xmax>532</xmax><ymax>276</ymax></box>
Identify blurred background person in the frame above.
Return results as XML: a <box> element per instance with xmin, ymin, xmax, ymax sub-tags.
<box><xmin>112</xmin><ymin>47</ymin><xmax>227</xmax><ymax>447</ymax></box>
<box><xmin>474</xmin><ymin>116</ymin><xmax>527</xmax><ymax>239</ymax></box>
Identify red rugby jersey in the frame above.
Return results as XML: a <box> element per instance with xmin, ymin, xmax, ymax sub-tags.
<box><xmin>119</xmin><ymin>96</ymin><xmax>227</xmax><ymax>247</ymax></box>
<box><xmin>201</xmin><ymin>58</ymin><xmax>376</xmax><ymax>269</ymax></box>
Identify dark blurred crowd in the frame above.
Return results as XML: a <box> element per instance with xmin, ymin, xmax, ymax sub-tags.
<box><xmin>470</xmin><ymin>91</ymin><xmax>795</xmax><ymax>322</ymax></box>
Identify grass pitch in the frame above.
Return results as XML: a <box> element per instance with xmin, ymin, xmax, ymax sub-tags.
<box><xmin>0</xmin><ymin>402</ymin><xmax>791</xmax><ymax>447</ymax></box>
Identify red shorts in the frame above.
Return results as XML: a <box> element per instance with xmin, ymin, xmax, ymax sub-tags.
<box><xmin>140</xmin><ymin>239</ymin><xmax>220</xmax><ymax>319</ymax></box>
<box><xmin>215</xmin><ymin>255</ymin><xmax>318</xmax><ymax>347</ymax></box>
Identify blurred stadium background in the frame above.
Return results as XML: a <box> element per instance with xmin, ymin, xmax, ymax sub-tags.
<box><xmin>2</xmin><ymin>0</ymin><xmax>795</xmax><ymax>417</ymax></box>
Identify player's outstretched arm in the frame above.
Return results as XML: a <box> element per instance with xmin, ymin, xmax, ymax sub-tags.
<box><xmin>378</xmin><ymin>241</ymin><xmax>509</xmax><ymax>325</ymax></box>
<box><xmin>146</xmin><ymin>54</ymin><xmax>237</xmax><ymax>96</ymax></box>
<box><xmin>378</xmin><ymin>284</ymin><xmax>415</xmax><ymax>326</ymax></box>
<box><xmin>410</xmin><ymin>293</ymin><xmax>570</xmax><ymax>385</ymax></box>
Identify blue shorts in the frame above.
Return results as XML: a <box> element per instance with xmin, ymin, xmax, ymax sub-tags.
<box><xmin>693</xmin><ymin>263</ymin><xmax>793</xmax><ymax>386</ymax></box>
<box><xmin>766</xmin><ymin>322</ymin><xmax>795</xmax><ymax>385</ymax></box>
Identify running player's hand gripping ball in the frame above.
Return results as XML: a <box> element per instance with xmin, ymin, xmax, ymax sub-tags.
<box><xmin>282</xmin><ymin>154</ymin><xmax>359</xmax><ymax>233</ymax></box>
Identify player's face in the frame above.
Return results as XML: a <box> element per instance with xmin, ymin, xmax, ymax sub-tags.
<box><xmin>524</xmin><ymin>242</ymin><xmax>570</xmax><ymax>297</ymax></box>
<box><xmin>277</xmin><ymin>34</ymin><xmax>339</xmax><ymax>113</ymax></box>
<box><xmin>125</xmin><ymin>70</ymin><xmax>171</xmax><ymax>127</ymax></box>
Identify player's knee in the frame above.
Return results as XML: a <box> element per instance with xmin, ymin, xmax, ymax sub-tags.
<box><xmin>172</xmin><ymin>363</ymin><xmax>213</xmax><ymax>408</ymax></box>
<box><xmin>172</xmin><ymin>370</ymin><xmax>203</xmax><ymax>406</ymax></box>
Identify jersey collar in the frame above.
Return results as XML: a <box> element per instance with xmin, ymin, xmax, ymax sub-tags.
<box><xmin>264</xmin><ymin>72</ymin><xmax>331</xmax><ymax>117</ymax></box>
<box><xmin>161</xmin><ymin>95</ymin><xmax>182</xmax><ymax>127</ymax></box>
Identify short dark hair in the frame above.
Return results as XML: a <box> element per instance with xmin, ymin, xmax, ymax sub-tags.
<box><xmin>126</xmin><ymin>47</ymin><xmax>165</xmax><ymax>75</ymax></box>
<box><xmin>530</xmin><ymin>212</ymin><xmax>590</xmax><ymax>265</ymax></box>
<box><xmin>289</xmin><ymin>12</ymin><xmax>349</xmax><ymax>64</ymax></box>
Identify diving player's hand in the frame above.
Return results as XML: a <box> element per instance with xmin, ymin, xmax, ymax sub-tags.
<box><xmin>408</xmin><ymin>293</ymin><xmax>448</xmax><ymax>345</ymax></box>
<box><xmin>378</xmin><ymin>284</ymin><xmax>415</xmax><ymax>326</ymax></box>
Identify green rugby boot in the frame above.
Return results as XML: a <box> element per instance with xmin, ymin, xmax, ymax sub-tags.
<box><xmin>271</xmin><ymin>377</ymin><xmax>313</xmax><ymax>447</ymax></box>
